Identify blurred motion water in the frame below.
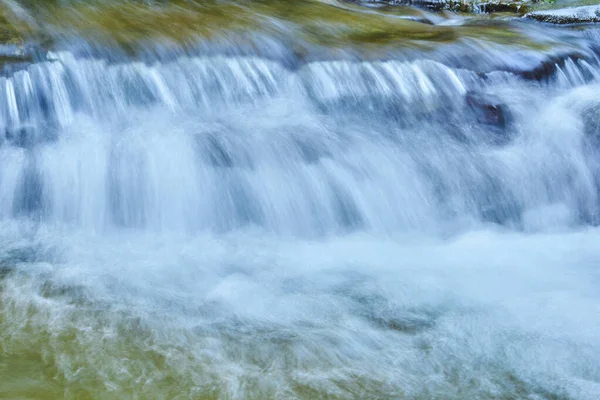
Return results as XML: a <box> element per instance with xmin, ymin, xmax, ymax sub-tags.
<box><xmin>1</xmin><ymin>1</ymin><xmax>600</xmax><ymax>399</ymax></box>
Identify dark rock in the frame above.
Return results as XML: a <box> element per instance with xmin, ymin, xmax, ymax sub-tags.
<box><xmin>344</xmin><ymin>0</ymin><xmax>451</xmax><ymax>12</ymax></box>
<box><xmin>346</xmin><ymin>0</ymin><xmax>531</xmax><ymax>13</ymax></box>
<box><xmin>465</xmin><ymin>91</ymin><xmax>511</xmax><ymax>129</ymax></box>
<box><xmin>398</xmin><ymin>15</ymin><xmax>437</xmax><ymax>25</ymax></box>
<box><xmin>473</xmin><ymin>1</ymin><xmax>530</xmax><ymax>14</ymax></box>
<box><xmin>0</xmin><ymin>265</ymin><xmax>15</xmax><ymax>278</ymax></box>
<box><xmin>513</xmin><ymin>52</ymin><xmax>587</xmax><ymax>81</ymax></box>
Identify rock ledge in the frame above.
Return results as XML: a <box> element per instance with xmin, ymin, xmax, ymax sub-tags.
<box><xmin>525</xmin><ymin>5</ymin><xmax>600</xmax><ymax>24</ymax></box>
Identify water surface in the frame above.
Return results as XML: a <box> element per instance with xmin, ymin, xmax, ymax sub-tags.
<box><xmin>1</xmin><ymin>1</ymin><xmax>600</xmax><ymax>399</ymax></box>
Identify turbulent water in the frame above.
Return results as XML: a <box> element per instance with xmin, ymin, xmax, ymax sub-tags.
<box><xmin>1</xmin><ymin>4</ymin><xmax>600</xmax><ymax>399</ymax></box>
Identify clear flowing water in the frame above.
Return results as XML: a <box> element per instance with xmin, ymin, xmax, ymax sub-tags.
<box><xmin>1</xmin><ymin>2</ymin><xmax>600</xmax><ymax>399</ymax></box>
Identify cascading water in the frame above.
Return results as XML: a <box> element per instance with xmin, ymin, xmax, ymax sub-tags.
<box><xmin>1</xmin><ymin>1</ymin><xmax>600</xmax><ymax>399</ymax></box>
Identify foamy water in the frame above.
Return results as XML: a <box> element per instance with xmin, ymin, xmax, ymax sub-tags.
<box><xmin>1</xmin><ymin>15</ymin><xmax>600</xmax><ymax>400</ymax></box>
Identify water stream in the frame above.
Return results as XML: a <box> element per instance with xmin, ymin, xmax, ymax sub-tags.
<box><xmin>1</xmin><ymin>1</ymin><xmax>600</xmax><ymax>399</ymax></box>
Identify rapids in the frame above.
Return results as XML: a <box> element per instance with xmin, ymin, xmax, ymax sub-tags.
<box><xmin>0</xmin><ymin>1</ymin><xmax>600</xmax><ymax>399</ymax></box>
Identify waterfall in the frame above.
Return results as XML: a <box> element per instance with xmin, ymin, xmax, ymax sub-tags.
<box><xmin>1</xmin><ymin>50</ymin><xmax>599</xmax><ymax>234</ymax></box>
<box><xmin>1</xmin><ymin>7</ymin><xmax>600</xmax><ymax>400</ymax></box>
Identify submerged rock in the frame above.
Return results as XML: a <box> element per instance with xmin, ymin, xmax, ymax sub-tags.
<box><xmin>525</xmin><ymin>5</ymin><xmax>600</xmax><ymax>24</ymax></box>
<box><xmin>0</xmin><ymin>264</ymin><xmax>14</xmax><ymax>278</ymax></box>
<box><xmin>465</xmin><ymin>91</ymin><xmax>511</xmax><ymax>129</ymax></box>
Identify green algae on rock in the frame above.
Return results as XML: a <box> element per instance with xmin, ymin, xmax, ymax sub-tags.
<box><xmin>7</xmin><ymin>0</ymin><xmax>551</xmax><ymax>55</ymax></box>
<box><xmin>0</xmin><ymin>3</ymin><xmax>29</xmax><ymax>45</ymax></box>
<box><xmin>0</xmin><ymin>2</ymin><xmax>40</xmax><ymax>68</ymax></box>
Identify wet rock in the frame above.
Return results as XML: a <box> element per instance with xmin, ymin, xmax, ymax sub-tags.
<box><xmin>397</xmin><ymin>15</ymin><xmax>437</xmax><ymax>24</ymax></box>
<box><xmin>465</xmin><ymin>91</ymin><xmax>511</xmax><ymax>129</ymax></box>
<box><xmin>0</xmin><ymin>42</ymin><xmax>47</xmax><ymax>75</ymax></box>
<box><xmin>525</xmin><ymin>5</ymin><xmax>600</xmax><ymax>24</ymax></box>
<box><xmin>350</xmin><ymin>0</ymin><xmax>460</xmax><ymax>12</ymax></box>
<box><xmin>0</xmin><ymin>264</ymin><xmax>15</xmax><ymax>278</ymax></box>
<box><xmin>474</xmin><ymin>1</ymin><xmax>530</xmax><ymax>14</ymax></box>
<box><xmin>348</xmin><ymin>0</ymin><xmax>531</xmax><ymax>14</ymax></box>
<box><xmin>0</xmin><ymin>44</ymin><xmax>32</xmax><ymax>67</ymax></box>
<box><xmin>373</xmin><ymin>312</ymin><xmax>437</xmax><ymax>334</ymax></box>
<box><xmin>0</xmin><ymin>43</ymin><xmax>27</xmax><ymax>58</ymax></box>
<box><xmin>392</xmin><ymin>0</ymin><xmax>454</xmax><ymax>12</ymax></box>
<box><xmin>512</xmin><ymin>52</ymin><xmax>587</xmax><ymax>81</ymax></box>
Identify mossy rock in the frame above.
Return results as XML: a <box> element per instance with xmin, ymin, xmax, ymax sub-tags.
<box><xmin>0</xmin><ymin>0</ymin><xmax>552</xmax><ymax>56</ymax></box>
<box><xmin>0</xmin><ymin>5</ymin><xmax>26</xmax><ymax>45</ymax></box>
